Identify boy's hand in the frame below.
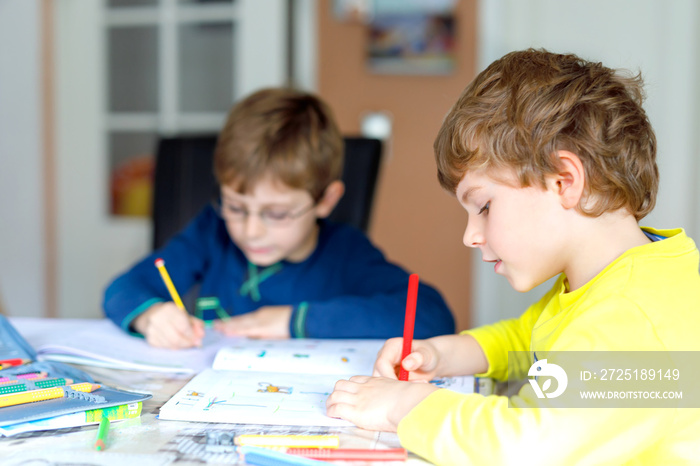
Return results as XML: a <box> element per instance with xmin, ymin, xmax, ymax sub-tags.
<box><xmin>375</xmin><ymin>335</ymin><xmax>490</xmax><ymax>379</ymax></box>
<box><xmin>213</xmin><ymin>305</ymin><xmax>292</xmax><ymax>339</ymax></box>
<box><xmin>326</xmin><ymin>376</ymin><xmax>438</xmax><ymax>432</ymax></box>
<box><xmin>373</xmin><ymin>337</ymin><xmax>441</xmax><ymax>381</ymax></box>
<box><xmin>132</xmin><ymin>302</ymin><xmax>205</xmax><ymax>349</ymax></box>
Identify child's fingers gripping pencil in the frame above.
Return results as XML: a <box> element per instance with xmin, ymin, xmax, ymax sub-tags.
<box><xmin>154</xmin><ymin>258</ymin><xmax>204</xmax><ymax>347</ymax></box>
<box><xmin>154</xmin><ymin>258</ymin><xmax>187</xmax><ymax>313</ymax></box>
<box><xmin>399</xmin><ymin>274</ymin><xmax>419</xmax><ymax>381</ymax></box>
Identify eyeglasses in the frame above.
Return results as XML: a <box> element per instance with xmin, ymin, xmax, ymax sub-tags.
<box><xmin>213</xmin><ymin>199</ymin><xmax>316</xmax><ymax>227</ymax></box>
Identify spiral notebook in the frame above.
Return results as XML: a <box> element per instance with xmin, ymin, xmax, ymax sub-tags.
<box><xmin>0</xmin><ymin>315</ymin><xmax>151</xmax><ymax>427</ymax></box>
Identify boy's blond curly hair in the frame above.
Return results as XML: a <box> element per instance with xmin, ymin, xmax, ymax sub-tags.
<box><xmin>435</xmin><ymin>49</ymin><xmax>658</xmax><ymax>221</ymax></box>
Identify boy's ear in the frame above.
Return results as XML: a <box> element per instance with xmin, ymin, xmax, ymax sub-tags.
<box><xmin>548</xmin><ymin>150</ymin><xmax>586</xmax><ymax>209</ymax></box>
<box><xmin>314</xmin><ymin>180</ymin><xmax>345</xmax><ymax>218</ymax></box>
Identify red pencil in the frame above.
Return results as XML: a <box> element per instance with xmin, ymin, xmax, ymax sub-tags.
<box><xmin>286</xmin><ymin>448</ymin><xmax>408</xmax><ymax>461</ymax></box>
<box><xmin>0</xmin><ymin>358</ymin><xmax>27</xmax><ymax>367</ymax></box>
<box><xmin>399</xmin><ymin>274</ymin><xmax>419</xmax><ymax>381</ymax></box>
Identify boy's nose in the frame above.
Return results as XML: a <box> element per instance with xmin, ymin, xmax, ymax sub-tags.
<box><xmin>244</xmin><ymin>214</ymin><xmax>267</xmax><ymax>238</ymax></box>
<box><xmin>462</xmin><ymin>222</ymin><xmax>484</xmax><ymax>248</ymax></box>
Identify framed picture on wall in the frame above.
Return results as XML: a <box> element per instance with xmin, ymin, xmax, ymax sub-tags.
<box><xmin>366</xmin><ymin>0</ymin><xmax>456</xmax><ymax>75</ymax></box>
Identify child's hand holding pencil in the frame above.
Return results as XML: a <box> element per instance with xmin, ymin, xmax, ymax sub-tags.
<box><xmin>130</xmin><ymin>258</ymin><xmax>205</xmax><ymax>349</ymax></box>
<box><xmin>372</xmin><ymin>337</ymin><xmax>442</xmax><ymax>381</ymax></box>
<box><xmin>132</xmin><ymin>302</ymin><xmax>205</xmax><ymax>349</ymax></box>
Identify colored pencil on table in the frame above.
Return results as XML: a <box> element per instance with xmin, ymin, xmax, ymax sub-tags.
<box><xmin>33</xmin><ymin>378</ymin><xmax>74</xmax><ymax>389</ymax></box>
<box><xmin>0</xmin><ymin>371</ymin><xmax>47</xmax><ymax>384</ymax></box>
<box><xmin>94</xmin><ymin>416</ymin><xmax>110</xmax><ymax>451</ymax></box>
<box><xmin>399</xmin><ymin>274</ymin><xmax>419</xmax><ymax>381</ymax></box>
<box><xmin>236</xmin><ymin>434</ymin><xmax>339</xmax><ymax>448</ymax></box>
<box><xmin>286</xmin><ymin>448</ymin><xmax>408</xmax><ymax>461</ymax></box>
<box><xmin>0</xmin><ymin>382</ymin><xmax>100</xmax><ymax>408</ymax></box>
<box><xmin>0</xmin><ymin>358</ymin><xmax>29</xmax><ymax>368</ymax></box>
<box><xmin>0</xmin><ymin>378</ymin><xmax>74</xmax><ymax>395</ymax></box>
<box><xmin>0</xmin><ymin>383</ymin><xmax>28</xmax><ymax>395</ymax></box>
<box><xmin>239</xmin><ymin>446</ymin><xmax>330</xmax><ymax>466</ymax></box>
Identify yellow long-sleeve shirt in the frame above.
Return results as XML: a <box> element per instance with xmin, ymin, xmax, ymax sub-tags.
<box><xmin>398</xmin><ymin>228</ymin><xmax>700</xmax><ymax>465</ymax></box>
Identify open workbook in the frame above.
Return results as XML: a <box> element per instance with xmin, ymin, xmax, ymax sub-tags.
<box><xmin>159</xmin><ymin>339</ymin><xmax>486</xmax><ymax>427</ymax></box>
<box><xmin>11</xmin><ymin>318</ymin><xmax>235</xmax><ymax>374</ymax></box>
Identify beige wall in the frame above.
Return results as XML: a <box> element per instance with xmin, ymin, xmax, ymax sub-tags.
<box><xmin>317</xmin><ymin>1</ymin><xmax>478</xmax><ymax>331</ymax></box>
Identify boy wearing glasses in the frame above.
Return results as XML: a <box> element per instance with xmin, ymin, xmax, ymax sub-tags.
<box><xmin>103</xmin><ymin>88</ymin><xmax>455</xmax><ymax>349</ymax></box>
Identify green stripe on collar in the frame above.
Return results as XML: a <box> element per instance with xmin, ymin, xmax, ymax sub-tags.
<box><xmin>239</xmin><ymin>262</ymin><xmax>283</xmax><ymax>302</ymax></box>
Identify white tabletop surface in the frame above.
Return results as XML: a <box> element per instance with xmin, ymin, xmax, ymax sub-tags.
<box><xmin>1</xmin><ymin>317</ymin><xmax>428</xmax><ymax>466</ymax></box>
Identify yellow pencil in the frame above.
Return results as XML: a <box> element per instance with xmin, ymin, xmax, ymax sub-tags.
<box><xmin>235</xmin><ymin>434</ymin><xmax>340</xmax><ymax>448</ymax></box>
<box><xmin>0</xmin><ymin>382</ymin><xmax>100</xmax><ymax>408</ymax></box>
<box><xmin>154</xmin><ymin>258</ymin><xmax>187</xmax><ymax>313</ymax></box>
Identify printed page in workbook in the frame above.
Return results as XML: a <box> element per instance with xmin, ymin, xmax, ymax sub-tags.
<box><xmin>159</xmin><ymin>368</ymin><xmax>354</xmax><ymax>426</ymax></box>
<box><xmin>159</xmin><ymin>339</ymin><xmax>479</xmax><ymax>426</ymax></box>
<box><xmin>160</xmin><ymin>339</ymin><xmax>385</xmax><ymax>426</ymax></box>
<box><xmin>211</xmin><ymin>339</ymin><xmax>386</xmax><ymax>375</ymax></box>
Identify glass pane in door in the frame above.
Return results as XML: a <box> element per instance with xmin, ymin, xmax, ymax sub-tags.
<box><xmin>109</xmin><ymin>26</ymin><xmax>159</xmax><ymax>112</ymax></box>
<box><xmin>178</xmin><ymin>22</ymin><xmax>234</xmax><ymax>112</ymax></box>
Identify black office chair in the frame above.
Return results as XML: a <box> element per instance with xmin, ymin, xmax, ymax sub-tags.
<box><xmin>151</xmin><ymin>134</ymin><xmax>383</xmax><ymax>250</ymax></box>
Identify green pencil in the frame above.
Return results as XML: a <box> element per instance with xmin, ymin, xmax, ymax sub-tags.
<box><xmin>94</xmin><ymin>416</ymin><xmax>110</xmax><ymax>451</ymax></box>
<box><xmin>0</xmin><ymin>377</ymin><xmax>73</xmax><ymax>395</ymax></box>
<box><xmin>34</xmin><ymin>377</ymin><xmax>73</xmax><ymax>389</ymax></box>
<box><xmin>0</xmin><ymin>383</ymin><xmax>27</xmax><ymax>395</ymax></box>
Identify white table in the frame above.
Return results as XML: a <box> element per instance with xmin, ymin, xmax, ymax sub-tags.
<box><xmin>1</xmin><ymin>317</ymin><xmax>429</xmax><ymax>466</ymax></box>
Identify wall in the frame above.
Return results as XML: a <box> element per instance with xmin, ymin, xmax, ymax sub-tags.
<box><xmin>1</xmin><ymin>1</ymin><xmax>293</xmax><ymax>319</ymax></box>
<box><xmin>317</xmin><ymin>1</ymin><xmax>478</xmax><ymax>331</ymax></box>
<box><xmin>55</xmin><ymin>1</ymin><xmax>132</xmax><ymax>319</ymax></box>
<box><xmin>0</xmin><ymin>0</ymin><xmax>46</xmax><ymax>317</ymax></box>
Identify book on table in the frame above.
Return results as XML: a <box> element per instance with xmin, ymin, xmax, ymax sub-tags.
<box><xmin>158</xmin><ymin>339</ymin><xmax>482</xmax><ymax>426</ymax></box>
<box><xmin>0</xmin><ymin>316</ymin><xmax>151</xmax><ymax>430</ymax></box>
<box><xmin>11</xmin><ymin>317</ymin><xmax>236</xmax><ymax>374</ymax></box>
<box><xmin>0</xmin><ymin>401</ymin><xmax>143</xmax><ymax>437</ymax></box>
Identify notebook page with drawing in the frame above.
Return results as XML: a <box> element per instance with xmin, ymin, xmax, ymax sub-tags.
<box><xmin>159</xmin><ymin>339</ymin><xmax>478</xmax><ymax>426</ymax></box>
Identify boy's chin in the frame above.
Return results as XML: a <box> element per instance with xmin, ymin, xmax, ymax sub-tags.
<box><xmin>246</xmin><ymin>256</ymin><xmax>280</xmax><ymax>267</ymax></box>
<box><xmin>242</xmin><ymin>251</ymin><xmax>282</xmax><ymax>267</ymax></box>
<box><xmin>506</xmin><ymin>276</ymin><xmax>539</xmax><ymax>293</ymax></box>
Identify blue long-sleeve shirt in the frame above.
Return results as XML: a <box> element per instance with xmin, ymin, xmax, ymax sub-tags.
<box><xmin>103</xmin><ymin>206</ymin><xmax>455</xmax><ymax>338</ymax></box>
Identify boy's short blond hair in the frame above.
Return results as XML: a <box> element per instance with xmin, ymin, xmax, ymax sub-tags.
<box><xmin>214</xmin><ymin>88</ymin><xmax>343</xmax><ymax>201</ymax></box>
<box><xmin>435</xmin><ymin>49</ymin><xmax>658</xmax><ymax>221</ymax></box>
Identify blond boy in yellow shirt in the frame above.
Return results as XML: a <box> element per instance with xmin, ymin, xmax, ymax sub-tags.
<box><xmin>327</xmin><ymin>49</ymin><xmax>700</xmax><ymax>465</ymax></box>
